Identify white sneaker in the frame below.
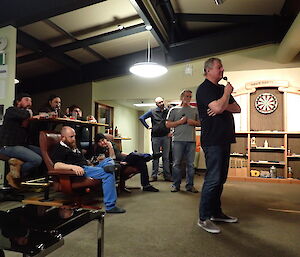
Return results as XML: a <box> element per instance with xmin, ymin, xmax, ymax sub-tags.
<box><xmin>197</xmin><ymin>219</ymin><xmax>220</xmax><ymax>234</ymax></box>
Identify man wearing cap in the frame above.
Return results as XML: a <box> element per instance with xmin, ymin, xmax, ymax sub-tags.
<box><xmin>88</xmin><ymin>133</ymin><xmax>160</xmax><ymax>192</ymax></box>
<box><xmin>139</xmin><ymin>97</ymin><xmax>172</xmax><ymax>181</ymax></box>
<box><xmin>0</xmin><ymin>93</ymin><xmax>43</xmax><ymax>188</ymax></box>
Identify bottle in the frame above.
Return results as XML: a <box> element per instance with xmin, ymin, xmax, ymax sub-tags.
<box><xmin>114</xmin><ymin>126</ymin><xmax>118</xmax><ymax>137</ymax></box>
<box><xmin>264</xmin><ymin>140</ymin><xmax>268</xmax><ymax>148</ymax></box>
<box><xmin>270</xmin><ymin>166</ymin><xmax>276</xmax><ymax>178</ymax></box>
<box><xmin>288</xmin><ymin>167</ymin><xmax>293</xmax><ymax>179</ymax></box>
<box><xmin>108</xmin><ymin>127</ymin><xmax>113</xmax><ymax>135</ymax></box>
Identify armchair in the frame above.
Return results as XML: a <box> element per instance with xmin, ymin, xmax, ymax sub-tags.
<box><xmin>39</xmin><ymin>131</ymin><xmax>101</xmax><ymax>206</ymax></box>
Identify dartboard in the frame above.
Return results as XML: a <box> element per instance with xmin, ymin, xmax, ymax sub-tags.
<box><xmin>255</xmin><ymin>93</ymin><xmax>278</xmax><ymax>114</ymax></box>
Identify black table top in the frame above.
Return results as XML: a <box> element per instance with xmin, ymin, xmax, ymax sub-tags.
<box><xmin>0</xmin><ymin>205</ymin><xmax>104</xmax><ymax>256</ymax></box>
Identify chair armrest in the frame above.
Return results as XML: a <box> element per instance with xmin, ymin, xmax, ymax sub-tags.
<box><xmin>48</xmin><ymin>169</ymin><xmax>82</xmax><ymax>176</ymax></box>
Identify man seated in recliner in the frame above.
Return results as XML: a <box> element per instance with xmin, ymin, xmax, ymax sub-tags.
<box><xmin>51</xmin><ymin>126</ymin><xmax>125</xmax><ymax>214</ymax></box>
<box><xmin>87</xmin><ymin>133</ymin><xmax>160</xmax><ymax>192</ymax></box>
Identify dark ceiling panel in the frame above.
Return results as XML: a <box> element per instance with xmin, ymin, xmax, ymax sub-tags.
<box><xmin>177</xmin><ymin>14</ymin><xmax>279</xmax><ymax>23</ymax></box>
<box><xmin>0</xmin><ymin>0</ymin><xmax>106</xmax><ymax>28</ymax></box>
<box><xmin>19</xmin><ymin>18</ymin><xmax>285</xmax><ymax>94</ymax></box>
<box><xmin>17</xmin><ymin>30</ymin><xmax>81</xmax><ymax>70</ymax></box>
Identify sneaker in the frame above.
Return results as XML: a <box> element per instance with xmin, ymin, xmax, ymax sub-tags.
<box><xmin>210</xmin><ymin>213</ymin><xmax>238</xmax><ymax>223</ymax></box>
<box><xmin>171</xmin><ymin>185</ymin><xmax>180</xmax><ymax>192</ymax></box>
<box><xmin>186</xmin><ymin>186</ymin><xmax>199</xmax><ymax>193</ymax></box>
<box><xmin>8</xmin><ymin>158</ymin><xmax>24</xmax><ymax>178</ymax></box>
<box><xmin>143</xmin><ymin>185</ymin><xmax>159</xmax><ymax>192</ymax></box>
<box><xmin>197</xmin><ymin>219</ymin><xmax>220</xmax><ymax>234</ymax></box>
<box><xmin>106</xmin><ymin>206</ymin><xmax>126</xmax><ymax>214</ymax></box>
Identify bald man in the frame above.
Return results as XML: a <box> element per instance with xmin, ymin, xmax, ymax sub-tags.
<box><xmin>139</xmin><ymin>97</ymin><xmax>172</xmax><ymax>181</ymax></box>
<box><xmin>51</xmin><ymin>126</ymin><xmax>125</xmax><ymax>214</ymax></box>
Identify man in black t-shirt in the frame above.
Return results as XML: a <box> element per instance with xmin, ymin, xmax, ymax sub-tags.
<box><xmin>196</xmin><ymin>58</ymin><xmax>241</xmax><ymax>234</ymax></box>
<box><xmin>51</xmin><ymin>126</ymin><xmax>125</xmax><ymax>214</ymax></box>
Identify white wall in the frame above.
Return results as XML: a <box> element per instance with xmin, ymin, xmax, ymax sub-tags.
<box><xmin>0</xmin><ymin>26</ymin><xmax>16</xmax><ymax>185</ymax></box>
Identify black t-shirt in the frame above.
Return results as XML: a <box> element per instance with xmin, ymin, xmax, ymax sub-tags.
<box><xmin>86</xmin><ymin>142</ymin><xmax>124</xmax><ymax>162</ymax></box>
<box><xmin>196</xmin><ymin>79</ymin><xmax>236</xmax><ymax>146</ymax></box>
<box><xmin>51</xmin><ymin>143</ymin><xmax>88</xmax><ymax>167</ymax></box>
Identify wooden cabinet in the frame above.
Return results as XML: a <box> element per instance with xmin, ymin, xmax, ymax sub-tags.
<box><xmin>228</xmin><ymin>80</ymin><xmax>300</xmax><ymax>184</ymax></box>
<box><xmin>230</xmin><ymin>131</ymin><xmax>300</xmax><ymax>183</ymax></box>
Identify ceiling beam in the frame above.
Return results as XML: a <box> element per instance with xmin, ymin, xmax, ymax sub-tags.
<box><xmin>17</xmin><ymin>24</ymin><xmax>146</xmax><ymax>65</ymax></box>
<box><xmin>129</xmin><ymin>0</ymin><xmax>168</xmax><ymax>53</ymax></box>
<box><xmin>19</xmin><ymin>20</ymin><xmax>284</xmax><ymax>94</ymax></box>
<box><xmin>0</xmin><ymin>0</ymin><xmax>105</xmax><ymax>28</ymax></box>
<box><xmin>177</xmin><ymin>13</ymin><xmax>278</xmax><ymax>23</ymax></box>
<box><xmin>17</xmin><ymin>30</ymin><xmax>81</xmax><ymax>70</ymax></box>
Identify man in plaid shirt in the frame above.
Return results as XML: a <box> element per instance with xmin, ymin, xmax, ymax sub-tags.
<box><xmin>0</xmin><ymin>93</ymin><xmax>43</xmax><ymax>188</ymax></box>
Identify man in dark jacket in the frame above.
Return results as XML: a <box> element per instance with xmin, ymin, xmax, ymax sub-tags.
<box><xmin>0</xmin><ymin>93</ymin><xmax>43</xmax><ymax>188</ymax></box>
<box><xmin>139</xmin><ymin>97</ymin><xmax>172</xmax><ymax>181</ymax></box>
<box><xmin>86</xmin><ymin>133</ymin><xmax>160</xmax><ymax>193</ymax></box>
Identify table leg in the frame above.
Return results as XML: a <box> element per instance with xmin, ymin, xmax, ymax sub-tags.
<box><xmin>97</xmin><ymin>213</ymin><xmax>105</xmax><ymax>257</ymax></box>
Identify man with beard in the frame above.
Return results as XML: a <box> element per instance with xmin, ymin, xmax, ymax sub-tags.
<box><xmin>0</xmin><ymin>93</ymin><xmax>43</xmax><ymax>188</ymax></box>
<box><xmin>51</xmin><ymin>126</ymin><xmax>125</xmax><ymax>214</ymax></box>
<box><xmin>139</xmin><ymin>97</ymin><xmax>172</xmax><ymax>181</ymax></box>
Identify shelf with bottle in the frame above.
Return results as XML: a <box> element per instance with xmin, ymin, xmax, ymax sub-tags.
<box><xmin>250</xmin><ymin>161</ymin><xmax>285</xmax><ymax>166</ymax></box>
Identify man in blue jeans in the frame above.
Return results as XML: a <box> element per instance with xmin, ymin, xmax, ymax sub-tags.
<box><xmin>139</xmin><ymin>97</ymin><xmax>172</xmax><ymax>181</ymax></box>
<box><xmin>51</xmin><ymin>126</ymin><xmax>125</xmax><ymax>214</ymax></box>
<box><xmin>166</xmin><ymin>90</ymin><xmax>200</xmax><ymax>193</ymax></box>
<box><xmin>196</xmin><ymin>57</ymin><xmax>241</xmax><ymax>233</ymax></box>
<box><xmin>0</xmin><ymin>93</ymin><xmax>43</xmax><ymax>188</ymax></box>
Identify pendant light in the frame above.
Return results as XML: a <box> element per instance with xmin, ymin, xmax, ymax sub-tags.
<box><xmin>129</xmin><ymin>40</ymin><xmax>167</xmax><ymax>78</ymax></box>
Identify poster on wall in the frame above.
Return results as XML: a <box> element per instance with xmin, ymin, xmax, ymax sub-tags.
<box><xmin>233</xmin><ymin>94</ymin><xmax>248</xmax><ymax>132</ymax></box>
<box><xmin>286</xmin><ymin>93</ymin><xmax>300</xmax><ymax>131</ymax></box>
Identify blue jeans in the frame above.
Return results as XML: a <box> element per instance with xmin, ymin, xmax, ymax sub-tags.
<box><xmin>0</xmin><ymin>145</ymin><xmax>42</xmax><ymax>175</ymax></box>
<box><xmin>199</xmin><ymin>144</ymin><xmax>231</xmax><ymax>220</ymax></box>
<box><xmin>151</xmin><ymin>136</ymin><xmax>171</xmax><ymax>178</ymax></box>
<box><xmin>83</xmin><ymin>158</ymin><xmax>117</xmax><ymax>210</ymax></box>
<box><xmin>172</xmin><ymin>141</ymin><xmax>196</xmax><ymax>189</ymax></box>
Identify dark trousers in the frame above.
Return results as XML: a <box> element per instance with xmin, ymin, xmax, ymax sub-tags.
<box><xmin>199</xmin><ymin>144</ymin><xmax>231</xmax><ymax>220</ymax></box>
<box><xmin>122</xmin><ymin>153</ymin><xmax>150</xmax><ymax>187</ymax></box>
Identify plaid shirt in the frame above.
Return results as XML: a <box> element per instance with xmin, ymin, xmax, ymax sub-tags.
<box><xmin>0</xmin><ymin>106</ymin><xmax>31</xmax><ymax>147</ymax></box>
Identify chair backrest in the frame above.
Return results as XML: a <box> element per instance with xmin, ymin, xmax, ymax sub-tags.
<box><xmin>39</xmin><ymin>131</ymin><xmax>61</xmax><ymax>171</ymax></box>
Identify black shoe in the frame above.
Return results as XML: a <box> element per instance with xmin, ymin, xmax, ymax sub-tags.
<box><xmin>152</xmin><ymin>152</ymin><xmax>163</xmax><ymax>160</ymax></box>
<box><xmin>106</xmin><ymin>206</ymin><xmax>126</xmax><ymax>214</ymax></box>
<box><xmin>143</xmin><ymin>185</ymin><xmax>159</xmax><ymax>192</ymax></box>
<box><xmin>144</xmin><ymin>152</ymin><xmax>163</xmax><ymax>162</ymax></box>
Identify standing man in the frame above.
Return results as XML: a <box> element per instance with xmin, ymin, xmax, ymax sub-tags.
<box><xmin>139</xmin><ymin>97</ymin><xmax>172</xmax><ymax>181</ymax></box>
<box><xmin>0</xmin><ymin>93</ymin><xmax>43</xmax><ymax>188</ymax></box>
<box><xmin>166</xmin><ymin>90</ymin><xmax>200</xmax><ymax>193</ymax></box>
<box><xmin>196</xmin><ymin>57</ymin><xmax>241</xmax><ymax>234</ymax></box>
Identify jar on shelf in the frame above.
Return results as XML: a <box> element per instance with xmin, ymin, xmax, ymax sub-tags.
<box><xmin>288</xmin><ymin>167</ymin><xmax>293</xmax><ymax>178</ymax></box>
<box><xmin>270</xmin><ymin>166</ymin><xmax>276</xmax><ymax>178</ymax></box>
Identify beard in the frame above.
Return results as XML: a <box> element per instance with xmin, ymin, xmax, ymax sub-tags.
<box><xmin>64</xmin><ymin>140</ymin><xmax>76</xmax><ymax>149</ymax></box>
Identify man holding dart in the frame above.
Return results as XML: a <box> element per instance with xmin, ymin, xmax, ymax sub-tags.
<box><xmin>196</xmin><ymin>57</ymin><xmax>241</xmax><ymax>234</ymax></box>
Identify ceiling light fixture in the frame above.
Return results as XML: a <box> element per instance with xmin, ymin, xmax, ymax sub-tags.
<box><xmin>129</xmin><ymin>40</ymin><xmax>168</xmax><ymax>78</ymax></box>
<box><xmin>14</xmin><ymin>79</ymin><xmax>19</xmax><ymax>84</ymax></box>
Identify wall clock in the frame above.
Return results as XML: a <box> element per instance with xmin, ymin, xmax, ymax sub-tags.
<box><xmin>0</xmin><ymin>37</ymin><xmax>8</xmax><ymax>51</ymax></box>
<box><xmin>255</xmin><ymin>93</ymin><xmax>278</xmax><ymax>114</ymax></box>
